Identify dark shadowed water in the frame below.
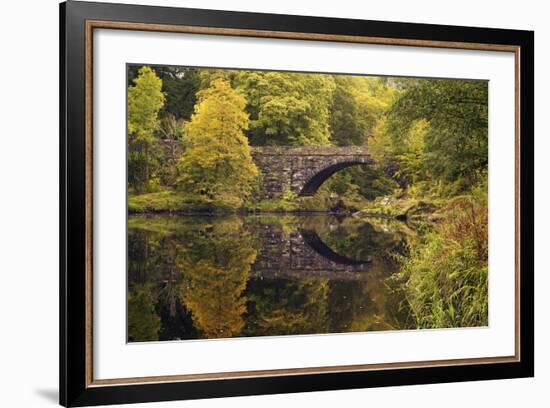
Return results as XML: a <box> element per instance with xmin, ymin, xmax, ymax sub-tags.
<box><xmin>127</xmin><ymin>214</ymin><xmax>414</xmax><ymax>342</ymax></box>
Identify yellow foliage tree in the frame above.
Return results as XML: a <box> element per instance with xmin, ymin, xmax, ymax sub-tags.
<box><xmin>127</xmin><ymin>66</ymin><xmax>165</xmax><ymax>193</ymax></box>
<box><xmin>176</xmin><ymin>79</ymin><xmax>258</xmax><ymax>207</ymax></box>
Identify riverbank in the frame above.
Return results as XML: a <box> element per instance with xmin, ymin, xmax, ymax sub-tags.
<box><xmin>128</xmin><ymin>188</ymin><xmax>447</xmax><ymax>225</ymax></box>
<box><xmin>128</xmin><ymin>189</ymin><xmax>368</xmax><ymax>215</ymax></box>
<box><xmin>355</xmin><ymin>194</ymin><xmax>444</xmax><ymax>222</ymax></box>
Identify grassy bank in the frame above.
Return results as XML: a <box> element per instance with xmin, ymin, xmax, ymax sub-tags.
<box><xmin>128</xmin><ymin>190</ymin><xmax>237</xmax><ymax>214</ymax></box>
<box><xmin>129</xmin><ymin>188</ymin><xmax>371</xmax><ymax>215</ymax></box>
<box><xmin>355</xmin><ymin>192</ymin><xmax>444</xmax><ymax>222</ymax></box>
<box><xmin>128</xmin><ymin>188</ymin><xmax>446</xmax><ymax>222</ymax></box>
<box><xmin>391</xmin><ymin>193</ymin><xmax>489</xmax><ymax>329</ymax></box>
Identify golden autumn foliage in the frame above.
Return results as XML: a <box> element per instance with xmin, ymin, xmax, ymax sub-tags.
<box><xmin>177</xmin><ymin>218</ymin><xmax>257</xmax><ymax>338</ymax></box>
<box><xmin>176</xmin><ymin>79</ymin><xmax>259</xmax><ymax>207</ymax></box>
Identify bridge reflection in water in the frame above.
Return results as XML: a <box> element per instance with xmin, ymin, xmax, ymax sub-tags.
<box><xmin>127</xmin><ymin>214</ymin><xmax>412</xmax><ymax>342</ymax></box>
<box><xmin>252</xmin><ymin>224</ymin><xmax>372</xmax><ymax>283</ymax></box>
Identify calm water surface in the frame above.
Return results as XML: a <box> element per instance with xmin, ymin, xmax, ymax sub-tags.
<box><xmin>127</xmin><ymin>214</ymin><xmax>414</xmax><ymax>342</ymax></box>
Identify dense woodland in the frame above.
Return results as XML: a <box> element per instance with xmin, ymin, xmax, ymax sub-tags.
<box><xmin>127</xmin><ymin>65</ymin><xmax>489</xmax><ymax>336</ymax></box>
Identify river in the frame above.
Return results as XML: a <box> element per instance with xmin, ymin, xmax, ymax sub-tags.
<box><xmin>127</xmin><ymin>214</ymin><xmax>414</xmax><ymax>342</ymax></box>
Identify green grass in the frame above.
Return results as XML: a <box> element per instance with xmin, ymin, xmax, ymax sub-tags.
<box><xmin>245</xmin><ymin>197</ymin><xmax>300</xmax><ymax>212</ymax></box>
<box><xmin>129</xmin><ymin>190</ymin><xmax>332</xmax><ymax>214</ymax></box>
<box><xmin>128</xmin><ymin>190</ymin><xmax>236</xmax><ymax>214</ymax></box>
<box><xmin>128</xmin><ymin>213</ymin><xmax>241</xmax><ymax>234</ymax></box>
<box><xmin>391</xmin><ymin>194</ymin><xmax>488</xmax><ymax>329</ymax></box>
<box><xmin>397</xmin><ymin>233</ymin><xmax>488</xmax><ymax>328</ymax></box>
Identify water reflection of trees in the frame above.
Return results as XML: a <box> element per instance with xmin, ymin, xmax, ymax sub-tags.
<box><xmin>245</xmin><ymin>278</ymin><xmax>329</xmax><ymax>336</ymax></box>
<box><xmin>314</xmin><ymin>216</ymin><xmax>411</xmax><ymax>262</ymax></box>
<box><xmin>128</xmin><ymin>283</ymin><xmax>161</xmax><ymax>342</ymax></box>
<box><xmin>127</xmin><ymin>215</ymin><xmax>413</xmax><ymax>341</ymax></box>
<box><xmin>176</xmin><ymin>218</ymin><xmax>257</xmax><ymax>338</ymax></box>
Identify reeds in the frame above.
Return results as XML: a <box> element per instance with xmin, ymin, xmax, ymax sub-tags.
<box><xmin>396</xmin><ymin>194</ymin><xmax>488</xmax><ymax>329</ymax></box>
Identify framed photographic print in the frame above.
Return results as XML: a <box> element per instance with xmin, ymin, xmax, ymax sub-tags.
<box><xmin>60</xmin><ymin>1</ymin><xmax>534</xmax><ymax>406</ymax></box>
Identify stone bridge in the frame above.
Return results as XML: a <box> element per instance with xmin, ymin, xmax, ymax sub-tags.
<box><xmin>251</xmin><ymin>146</ymin><xmax>373</xmax><ymax>199</ymax></box>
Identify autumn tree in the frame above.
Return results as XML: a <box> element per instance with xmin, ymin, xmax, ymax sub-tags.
<box><xmin>176</xmin><ymin>79</ymin><xmax>258</xmax><ymax>206</ymax></box>
<box><xmin>128</xmin><ymin>66</ymin><xmax>165</xmax><ymax>193</ymax></box>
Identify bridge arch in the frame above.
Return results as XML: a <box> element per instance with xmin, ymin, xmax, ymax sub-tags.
<box><xmin>298</xmin><ymin>159</ymin><xmax>370</xmax><ymax>196</ymax></box>
<box><xmin>250</xmin><ymin>146</ymin><xmax>373</xmax><ymax>199</ymax></box>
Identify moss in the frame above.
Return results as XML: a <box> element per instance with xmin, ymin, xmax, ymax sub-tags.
<box><xmin>129</xmin><ymin>188</ymin><xmax>368</xmax><ymax>215</ymax></box>
<box><xmin>244</xmin><ymin>197</ymin><xmax>299</xmax><ymax>213</ymax></box>
<box><xmin>128</xmin><ymin>190</ymin><xmax>237</xmax><ymax>214</ymax></box>
<box><xmin>128</xmin><ymin>214</ymin><xmax>239</xmax><ymax>233</ymax></box>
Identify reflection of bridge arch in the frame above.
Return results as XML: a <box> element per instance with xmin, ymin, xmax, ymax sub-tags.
<box><xmin>252</xmin><ymin>222</ymin><xmax>370</xmax><ymax>281</ymax></box>
<box><xmin>298</xmin><ymin>229</ymin><xmax>370</xmax><ymax>265</ymax></box>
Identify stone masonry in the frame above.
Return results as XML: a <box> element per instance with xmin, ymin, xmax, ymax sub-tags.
<box><xmin>251</xmin><ymin>223</ymin><xmax>371</xmax><ymax>282</ymax></box>
<box><xmin>250</xmin><ymin>146</ymin><xmax>373</xmax><ymax>199</ymax></box>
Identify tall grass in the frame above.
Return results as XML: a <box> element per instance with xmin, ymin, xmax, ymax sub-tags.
<box><xmin>396</xmin><ymin>193</ymin><xmax>488</xmax><ymax>329</ymax></box>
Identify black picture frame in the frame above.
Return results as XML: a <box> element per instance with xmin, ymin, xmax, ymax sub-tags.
<box><xmin>60</xmin><ymin>1</ymin><xmax>534</xmax><ymax>406</ymax></box>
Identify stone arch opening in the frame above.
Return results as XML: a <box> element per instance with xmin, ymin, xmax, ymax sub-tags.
<box><xmin>298</xmin><ymin>160</ymin><xmax>369</xmax><ymax>196</ymax></box>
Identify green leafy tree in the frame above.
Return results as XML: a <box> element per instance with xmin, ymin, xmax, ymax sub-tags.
<box><xmin>244</xmin><ymin>72</ymin><xmax>336</xmax><ymax>146</ymax></box>
<box><xmin>329</xmin><ymin>76</ymin><xmax>364</xmax><ymax>146</ymax></box>
<box><xmin>323</xmin><ymin>76</ymin><xmax>398</xmax><ymax>201</ymax></box>
<box><xmin>176</xmin><ymin>79</ymin><xmax>258</xmax><ymax>207</ymax></box>
<box><xmin>128</xmin><ymin>66</ymin><xmax>165</xmax><ymax>193</ymax></box>
<box><xmin>385</xmin><ymin>79</ymin><xmax>488</xmax><ymax>187</ymax></box>
<box><xmin>200</xmin><ymin>70</ymin><xmax>336</xmax><ymax>146</ymax></box>
<box><xmin>392</xmin><ymin>119</ymin><xmax>429</xmax><ymax>186</ymax></box>
<box><xmin>157</xmin><ymin>66</ymin><xmax>201</xmax><ymax>120</ymax></box>
<box><xmin>330</xmin><ymin>76</ymin><xmax>396</xmax><ymax>146</ymax></box>
<box><xmin>129</xmin><ymin>65</ymin><xmax>201</xmax><ymax>120</ymax></box>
